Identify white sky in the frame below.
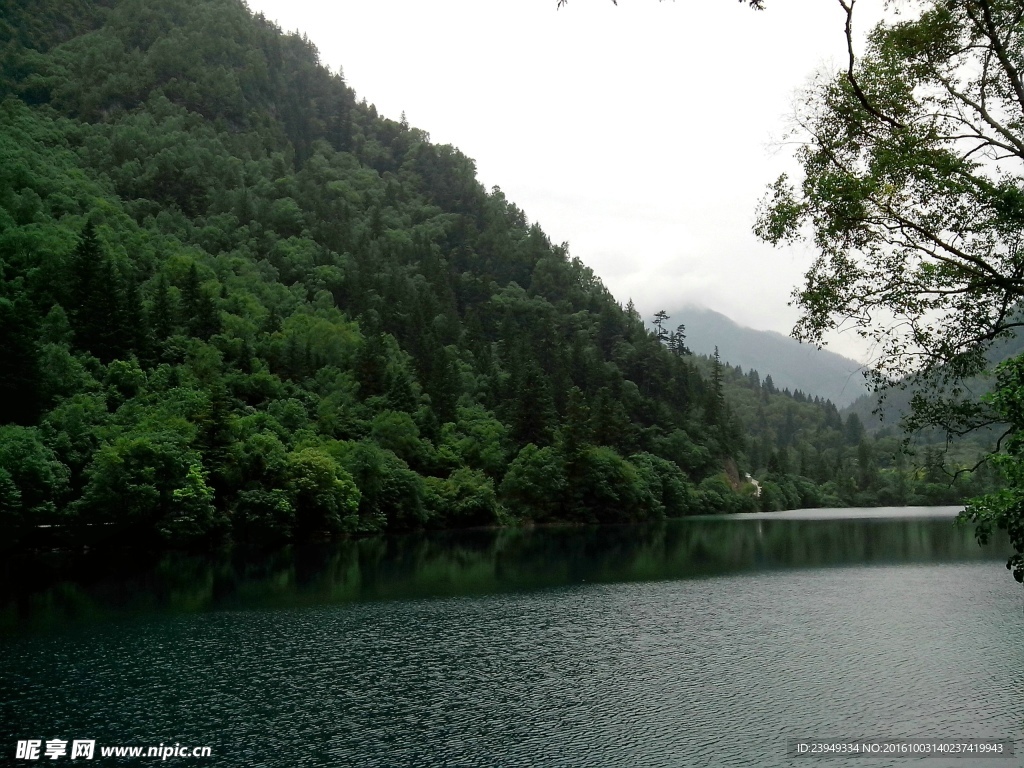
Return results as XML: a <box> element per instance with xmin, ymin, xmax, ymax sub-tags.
<box><xmin>244</xmin><ymin>0</ymin><xmax>877</xmax><ymax>361</ymax></box>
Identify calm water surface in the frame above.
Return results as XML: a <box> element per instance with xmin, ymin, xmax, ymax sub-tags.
<box><xmin>2</xmin><ymin>507</ymin><xmax>1021</xmax><ymax>767</ymax></box>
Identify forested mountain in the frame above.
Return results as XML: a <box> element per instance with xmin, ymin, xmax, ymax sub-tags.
<box><xmin>844</xmin><ymin>330</ymin><xmax>1024</xmax><ymax>435</ymax></box>
<box><xmin>0</xmin><ymin>0</ymin><xmax>996</xmax><ymax>552</ymax></box>
<box><xmin>665</xmin><ymin>305</ymin><xmax>869</xmax><ymax>408</ymax></box>
<box><xmin>695</xmin><ymin>352</ymin><xmax>997</xmax><ymax>510</ymax></box>
<box><xmin>839</xmin><ymin>329</ymin><xmax>1024</xmax><ymax>479</ymax></box>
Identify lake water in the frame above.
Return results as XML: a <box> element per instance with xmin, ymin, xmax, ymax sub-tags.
<box><xmin>2</xmin><ymin>507</ymin><xmax>1022</xmax><ymax>767</ymax></box>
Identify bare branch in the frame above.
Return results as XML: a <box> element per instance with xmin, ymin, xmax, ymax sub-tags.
<box><xmin>933</xmin><ymin>71</ymin><xmax>1024</xmax><ymax>159</ymax></box>
<box><xmin>968</xmin><ymin>0</ymin><xmax>1024</xmax><ymax>119</ymax></box>
<box><xmin>838</xmin><ymin>0</ymin><xmax>901</xmax><ymax>129</ymax></box>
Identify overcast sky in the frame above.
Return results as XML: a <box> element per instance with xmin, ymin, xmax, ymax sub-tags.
<box><xmin>244</xmin><ymin>0</ymin><xmax>876</xmax><ymax>361</ymax></box>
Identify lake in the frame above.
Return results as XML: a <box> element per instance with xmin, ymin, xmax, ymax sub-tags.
<box><xmin>2</xmin><ymin>506</ymin><xmax>1021</xmax><ymax>766</ymax></box>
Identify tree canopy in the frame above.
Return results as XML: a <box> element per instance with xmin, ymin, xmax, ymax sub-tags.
<box><xmin>0</xmin><ymin>0</ymin><xmax>997</xmax><ymax>554</ymax></box>
<box><xmin>756</xmin><ymin>0</ymin><xmax>1024</xmax><ymax>581</ymax></box>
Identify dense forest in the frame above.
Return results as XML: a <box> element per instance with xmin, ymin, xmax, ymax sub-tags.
<box><xmin>0</xmin><ymin>0</ymin><xmax>998</xmax><ymax>552</ymax></box>
<box><xmin>709</xmin><ymin>352</ymin><xmax>999</xmax><ymax>509</ymax></box>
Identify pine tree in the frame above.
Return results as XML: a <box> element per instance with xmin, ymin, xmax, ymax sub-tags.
<box><xmin>69</xmin><ymin>221</ymin><xmax>100</xmax><ymax>325</ymax></box>
<box><xmin>426</xmin><ymin>345</ymin><xmax>460</xmax><ymax>425</ymax></box>
<box><xmin>511</xmin><ymin>358</ymin><xmax>556</xmax><ymax>446</ymax></box>
<box><xmin>121</xmin><ymin>269</ymin><xmax>146</xmax><ymax>360</ymax></box>
<box><xmin>75</xmin><ymin>250</ymin><xmax>124</xmax><ymax>362</ymax></box>
<box><xmin>670</xmin><ymin>324</ymin><xmax>691</xmax><ymax>356</ymax></box>
<box><xmin>69</xmin><ymin>220</ymin><xmax>122</xmax><ymax>360</ymax></box>
<box><xmin>707</xmin><ymin>346</ymin><xmax>725</xmax><ymax>425</ymax></box>
<box><xmin>180</xmin><ymin>263</ymin><xmax>220</xmax><ymax>340</ymax></box>
<box><xmin>558</xmin><ymin>387</ymin><xmax>592</xmax><ymax>461</ymax></box>
<box><xmin>0</xmin><ymin>295</ymin><xmax>40</xmax><ymax>423</ymax></box>
<box><xmin>152</xmin><ymin>273</ymin><xmax>174</xmax><ymax>343</ymax></box>
<box><xmin>652</xmin><ymin>309</ymin><xmax>670</xmax><ymax>343</ymax></box>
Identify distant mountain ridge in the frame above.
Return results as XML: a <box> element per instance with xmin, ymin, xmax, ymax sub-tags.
<box><xmin>842</xmin><ymin>327</ymin><xmax>1024</xmax><ymax>432</ymax></box>
<box><xmin>663</xmin><ymin>306</ymin><xmax>869</xmax><ymax>407</ymax></box>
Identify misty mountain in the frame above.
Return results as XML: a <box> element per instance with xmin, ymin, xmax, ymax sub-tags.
<box><xmin>665</xmin><ymin>306</ymin><xmax>869</xmax><ymax>407</ymax></box>
<box><xmin>842</xmin><ymin>329</ymin><xmax>1024</xmax><ymax>435</ymax></box>
<box><xmin>0</xmin><ymin>0</ymin><xmax>994</xmax><ymax>550</ymax></box>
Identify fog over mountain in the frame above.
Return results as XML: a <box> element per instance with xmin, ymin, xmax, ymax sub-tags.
<box><xmin>667</xmin><ymin>306</ymin><xmax>870</xmax><ymax>408</ymax></box>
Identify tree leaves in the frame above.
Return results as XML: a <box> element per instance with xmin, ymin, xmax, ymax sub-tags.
<box><xmin>758</xmin><ymin>0</ymin><xmax>1024</xmax><ymax>580</ymax></box>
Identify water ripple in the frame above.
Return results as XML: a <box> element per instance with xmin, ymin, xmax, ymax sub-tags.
<box><xmin>2</xmin><ymin>561</ymin><xmax>1021</xmax><ymax>767</ymax></box>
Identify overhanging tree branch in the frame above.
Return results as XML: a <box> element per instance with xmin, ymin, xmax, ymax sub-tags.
<box><xmin>756</xmin><ymin>0</ymin><xmax>1024</xmax><ymax>583</ymax></box>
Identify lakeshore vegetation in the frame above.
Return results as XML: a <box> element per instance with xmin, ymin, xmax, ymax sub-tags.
<box><xmin>0</xmin><ymin>0</ymin><xmax>1000</xmax><ymax>552</ymax></box>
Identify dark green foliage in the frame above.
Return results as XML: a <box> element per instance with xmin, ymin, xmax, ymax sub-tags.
<box><xmin>568</xmin><ymin>445</ymin><xmax>660</xmax><ymax>524</ymax></box>
<box><xmin>330</xmin><ymin>441</ymin><xmax>421</xmax><ymax>531</ymax></box>
<box><xmin>285</xmin><ymin>447</ymin><xmax>360</xmax><ymax>535</ymax></box>
<box><xmin>179</xmin><ymin>263</ymin><xmax>220</xmax><ymax>340</ymax></box>
<box><xmin>499</xmin><ymin>444</ymin><xmax>566</xmax><ymax>522</ymax></box>
<box><xmin>960</xmin><ymin>357</ymin><xmax>1024</xmax><ymax>582</ymax></box>
<box><xmin>0</xmin><ymin>425</ymin><xmax>69</xmax><ymax>530</ymax></box>
<box><xmin>709</xmin><ymin>353</ymin><xmax>1000</xmax><ymax>510</ymax></box>
<box><xmin>424</xmin><ymin>468</ymin><xmax>501</xmax><ymax>527</ymax></box>
<box><xmin>73</xmin><ymin>429</ymin><xmax>224</xmax><ymax>544</ymax></box>
<box><xmin>0</xmin><ymin>293</ymin><xmax>41</xmax><ymax>423</ymax></box>
<box><xmin>0</xmin><ymin>0</ymin><xmax>979</xmax><ymax>554</ymax></box>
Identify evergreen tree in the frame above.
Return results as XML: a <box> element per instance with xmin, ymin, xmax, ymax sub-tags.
<box><xmin>0</xmin><ymin>294</ymin><xmax>40</xmax><ymax>423</ymax></box>
<box><xmin>510</xmin><ymin>358</ymin><xmax>556</xmax><ymax>447</ymax></box>
<box><xmin>707</xmin><ymin>346</ymin><xmax>725</xmax><ymax>425</ymax></box>
<box><xmin>152</xmin><ymin>273</ymin><xmax>174</xmax><ymax>344</ymax></box>
<box><xmin>69</xmin><ymin>221</ymin><xmax>124</xmax><ymax>361</ymax></box>
<box><xmin>669</xmin><ymin>324</ymin><xmax>691</xmax><ymax>356</ymax></box>
<box><xmin>180</xmin><ymin>264</ymin><xmax>219</xmax><ymax>340</ymax></box>
<box><xmin>652</xmin><ymin>310</ymin><xmax>670</xmax><ymax>343</ymax></box>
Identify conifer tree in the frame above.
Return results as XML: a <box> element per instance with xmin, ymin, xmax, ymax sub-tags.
<box><xmin>152</xmin><ymin>273</ymin><xmax>174</xmax><ymax>344</ymax></box>
<box><xmin>70</xmin><ymin>223</ymin><xmax>126</xmax><ymax>362</ymax></box>
<box><xmin>707</xmin><ymin>346</ymin><xmax>725</xmax><ymax>425</ymax></box>
<box><xmin>180</xmin><ymin>264</ymin><xmax>220</xmax><ymax>340</ymax></box>
<box><xmin>652</xmin><ymin>310</ymin><xmax>670</xmax><ymax>344</ymax></box>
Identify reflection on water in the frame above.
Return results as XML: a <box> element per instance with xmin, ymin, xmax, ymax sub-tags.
<box><xmin>1</xmin><ymin>508</ymin><xmax>1021</xmax><ymax>768</ymax></box>
<box><xmin>0</xmin><ymin>507</ymin><xmax>1012</xmax><ymax>632</ymax></box>
<box><xmin>723</xmin><ymin>504</ymin><xmax>967</xmax><ymax>520</ymax></box>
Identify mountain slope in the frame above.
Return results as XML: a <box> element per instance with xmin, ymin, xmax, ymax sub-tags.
<box><xmin>0</xmin><ymin>0</ymin><xmax>994</xmax><ymax>552</ymax></box>
<box><xmin>0</xmin><ymin>0</ymin><xmax>765</xmax><ymax>550</ymax></box>
<box><xmin>666</xmin><ymin>306</ymin><xmax>869</xmax><ymax>407</ymax></box>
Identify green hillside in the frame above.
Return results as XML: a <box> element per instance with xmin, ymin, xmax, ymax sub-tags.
<box><xmin>0</xmin><ymin>0</ymin><xmax>998</xmax><ymax>552</ymax></box>
<box><xmin>840</xmin><ymin>331</ymin><xmax>1024</xmax><ymax>467</ymax></box>
<box><xmin>706</xmin><ymin>353</ymin><xmax>999</xmax><ymax>509</ymax></box>
<box><xmin>665</xmin><ymin>305</ymin><xmax>869</xmax><ymax>408</ymax></box>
